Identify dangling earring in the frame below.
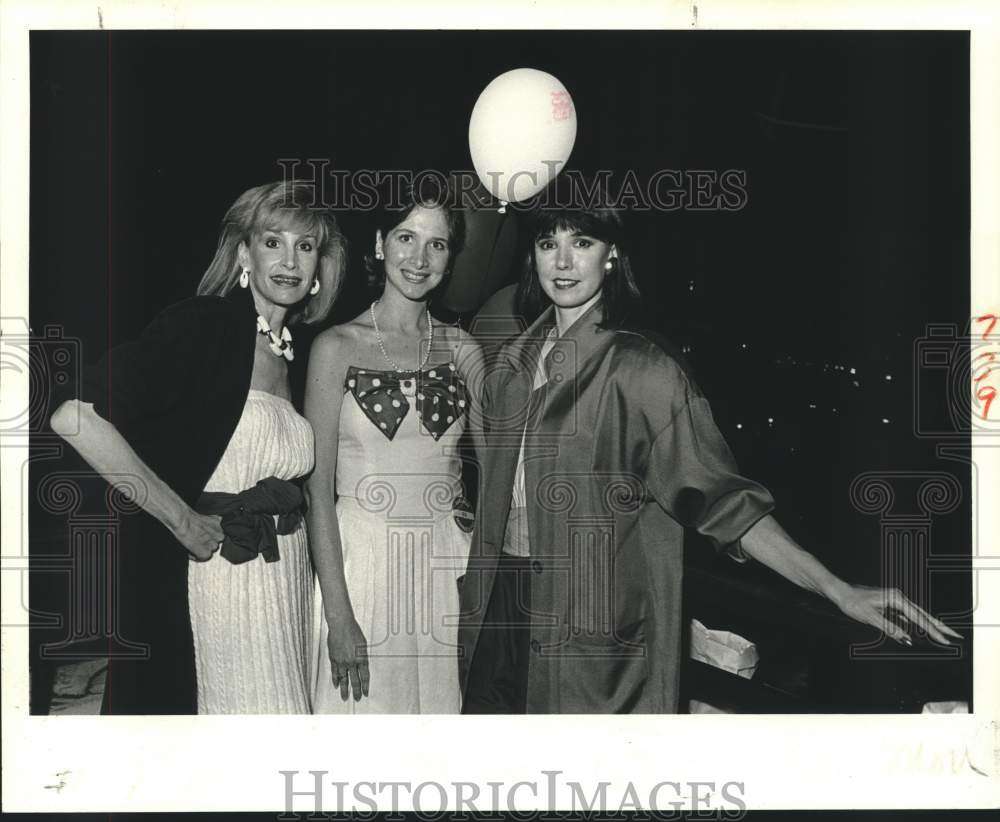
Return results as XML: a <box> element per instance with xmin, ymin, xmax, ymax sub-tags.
<box><xmin>309</xmin><ymin>278</ymin><xmax>321</xmax><ymax>295</ymax></box>
<box><xmin>375</xmin><ymin>246</ymin><xmax>384</xmax><ymax>261</ymax></box>
<box><xmin>239</xmin><ymin>267</ymin><xmax>250</xmax><ymax>288</ymax></box>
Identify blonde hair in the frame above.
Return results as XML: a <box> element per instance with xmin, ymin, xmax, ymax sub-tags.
<box><xmin>197</xmin><ymin>180</ymin><xmax>348</xmax><ymax>325</ymax></box>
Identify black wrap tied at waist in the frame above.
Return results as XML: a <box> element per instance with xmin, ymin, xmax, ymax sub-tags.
<box><xmin>195</xmin><ymin>477</ymin><xmax>304</xmax><ymax>565</ymax></box>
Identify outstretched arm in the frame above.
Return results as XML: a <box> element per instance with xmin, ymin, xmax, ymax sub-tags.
<box><xmin>740</xmin><ymin>514</ymin><xmax>962</xmax><ymax>645</ymax></box>
<box><xmin>303</xmin><ymin>330</ymin><xmax>369</xmax><ymax>702</ymax></box>
<box><xmin>635</xmin><ymin>347</ymin><xmax>961</xmax><ymax>648</ymax></box>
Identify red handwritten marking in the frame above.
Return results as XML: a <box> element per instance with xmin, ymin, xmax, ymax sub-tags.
<box><xmin>551</xmin><ymin>90</ymin><xmax>573</xmax><ymax>122</ymax></box>
<box><xmin>971</xmin><ymin>314</ymin><xmax>999</xmax><ymax>419</ymax></box>
<box><xmin>977</xmin><ymin>385</ymin><xmax>997</xmax><ymax>420</ymax></box>
<box><xmin>974</xmin><ymin>313</ymin><xmax>998</xmax><ymax>340</ymax></box>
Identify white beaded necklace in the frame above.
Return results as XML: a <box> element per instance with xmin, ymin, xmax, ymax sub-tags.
<box><xmin>370</xmin><ymin>300</ymin><xmax>433</xmax><ymax>373</ymax></box>
<box><xmin>256</xmin><ymin>314</ymin><xmax>294</xmax><ymax>361</ymax></box>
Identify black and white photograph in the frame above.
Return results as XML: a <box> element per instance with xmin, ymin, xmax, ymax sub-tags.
<box><xmin>3</xmin><ymin>0</ymin><xmax>998</xmax><ymax>815</ymax></box>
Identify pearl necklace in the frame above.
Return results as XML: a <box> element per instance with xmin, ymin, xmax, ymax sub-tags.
<box><xmin>256</xmin><ymin>314</ymin><xmax>294</xmax><ymax>361</ymax></box>
<box><xmin>370</xmin><ymin>300</ymin><xmax>433</xmax><ymax>373</ymax></box>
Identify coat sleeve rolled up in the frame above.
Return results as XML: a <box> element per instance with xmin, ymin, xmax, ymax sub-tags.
<box><xmin>639</xmin><ymin>349</ymin><xmax>775</xmax><ymax>554</ymax></box>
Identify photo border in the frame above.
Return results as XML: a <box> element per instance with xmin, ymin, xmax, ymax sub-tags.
<box><xmin>2</xmin><ymin>0</ymin><xmax>998</xmax><ymax>812</ymax></box>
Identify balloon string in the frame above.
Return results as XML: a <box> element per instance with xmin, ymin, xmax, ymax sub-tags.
<box><xmin>486</xmin><ymin>203</ymin><xmax>508</xmax><ymax>280</ymax></box>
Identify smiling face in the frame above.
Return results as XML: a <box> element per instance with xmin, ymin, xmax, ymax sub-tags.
<box><xmin>534</xmin><ymin>226</ymin><xmax>616</xmax><ymax>310</ymax></box>
<box><xmin>238</xmin><ymin>223</ymin><xmax>319</xmax><ymax>310</ymax></box>
<box><xmin>378</xmin><ymin>205</ymin><xmax>453</xmax><ymax>302</ymax></box>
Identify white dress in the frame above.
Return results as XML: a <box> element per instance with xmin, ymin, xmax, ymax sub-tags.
<box><xmin>312</xmin><ymin>363</ymin><xmax>472</xmax><ymax>714</ymax></box>
<box><xmin>188</xmin><ymin>389</ymin><xmax>315</xmax><ymax>714</ymax></box>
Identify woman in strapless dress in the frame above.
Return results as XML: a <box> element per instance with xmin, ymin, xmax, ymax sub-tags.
<box><xmin>50</xmin><ymin>180</ymin><xmax>348</xmax><ymax>713</ymax></box>
<box><xmin>307</xmin><ymin>178</ymin><xmax>485</xmax><ymax>713</ymax></box>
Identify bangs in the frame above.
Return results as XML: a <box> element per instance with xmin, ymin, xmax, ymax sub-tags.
<box><xmin>252</xmin><ymin>196</ymin><xmax>329</xmax><ymax>245</ymax></box>
<box><xmin>530</xmin><ymin>208</ymin><xmax>622</xmax><ymax>245</ymax></box>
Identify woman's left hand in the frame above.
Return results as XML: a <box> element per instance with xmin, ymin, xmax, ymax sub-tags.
<box><xmin>833</xmin><ymin>584</ymin><xmax>963</xmax><ymax>646</ymax></box>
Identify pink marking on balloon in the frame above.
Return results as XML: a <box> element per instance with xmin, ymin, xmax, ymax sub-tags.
<box><xmin>551</xmin><ymin>90</ymin><xmax>573</xmax><ymax>121</ymax></box>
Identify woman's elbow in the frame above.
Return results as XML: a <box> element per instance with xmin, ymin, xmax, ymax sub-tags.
<box><xmin>49</xmin><ymin>399</ymin><xmax>79</xmax><ymax>438</ymax></box>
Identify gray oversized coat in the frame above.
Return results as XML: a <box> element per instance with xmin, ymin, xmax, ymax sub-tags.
<box><xmin>458</xmin><ymin>299</ymin><xmax>775</xmax><ymax>713</ymax></box>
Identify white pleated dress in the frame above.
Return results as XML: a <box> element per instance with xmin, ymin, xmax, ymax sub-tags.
<box><xmin>188</xmin><ymin>389</ymin><xmax>315</xmax><ymax>714</ymax></box>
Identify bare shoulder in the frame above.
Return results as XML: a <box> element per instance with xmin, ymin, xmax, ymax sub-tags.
<box><xmin>311</xmin><ymin>324</ymin><xmax>346</xmax><ymax>355</ymax></box>
<box><xmin>308</xmin><ymin>322</ymin><xmax>363</xmax><ymax>379</ymax></box>
<box><xmin>336</xmin><ymin>309</ymin><xmax>378</xmax><ymax>341</ymax></box>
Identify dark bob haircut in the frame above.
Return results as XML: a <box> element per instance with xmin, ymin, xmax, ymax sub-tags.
<box><xmin>517</xmin><ymin>204</ymin><xmax>642</xmax><ymax>330</ymax></box>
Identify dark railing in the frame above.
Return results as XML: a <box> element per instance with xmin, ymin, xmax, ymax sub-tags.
<box><xmin>680</xmin><ymin>553</ymin><xmax>972</xmax><ymax>714</ymax></box>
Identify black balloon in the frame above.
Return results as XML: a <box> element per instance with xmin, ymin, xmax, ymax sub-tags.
<box><xmin>439</xmin><ymin>178</ymin><xmax>522</xmax><ymax>314</ymax></box>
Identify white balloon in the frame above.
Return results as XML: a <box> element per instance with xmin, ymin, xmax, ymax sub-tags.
<box><xmin>469</xmin><ymin>68</ymin><xmax>577</xmax><ymax>204</ymax></box>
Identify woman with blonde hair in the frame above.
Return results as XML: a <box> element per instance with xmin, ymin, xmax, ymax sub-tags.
<box><xmin>50</xmin><ymin>180</ymin><xmax>347</xmax><ymax>713</ymax></box>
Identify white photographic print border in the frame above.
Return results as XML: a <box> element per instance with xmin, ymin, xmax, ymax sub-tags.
<box><xmin>2</xmin><ymin>0</ymin><xmax>998</xmax><ymax>813</ymax></box>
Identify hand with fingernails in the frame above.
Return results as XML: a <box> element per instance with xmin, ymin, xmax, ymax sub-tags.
<box><xmin>834</xmin><ymin>584</ymin><xmax>963</xmax><ymax>646</ymax></box>
<box><xmin>327</xmin><ymin>618</ymin><xmax>370</xmax><ymax>702</ymax></box>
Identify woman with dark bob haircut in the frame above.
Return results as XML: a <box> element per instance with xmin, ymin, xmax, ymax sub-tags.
<box><xmin>307</xmin><ymin>176</ymin><xmax>486</xmax><ymax>713</ymax></box>
<box><xmin>458</xmin><ymin>197</ymin><xmax>960</xmax><ymax>714</ymax></box>
<box><xmin>50</xmin><ymin>180</ymin><xmax>348</xmax><ymax>714</ymax></box>
<box><xmin>516</xmin><ymin>204</ymin><xmax>641</xmax><ymax>331</ymax></box>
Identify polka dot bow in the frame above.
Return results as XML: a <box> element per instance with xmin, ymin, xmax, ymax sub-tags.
<box><xmin>344</xmin><ymin>364</ymin><xmax>469</xmax><ymax>441</ymax></box>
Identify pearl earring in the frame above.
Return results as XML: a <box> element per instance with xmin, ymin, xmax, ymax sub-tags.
<box><xmin>375</xmin><ymin>247</ymin><xmax>384</xmax><ymax>261</ymax></box>
<box><xmin>239</xmin><ymin>267</ymin><xmax>250</xmax><ymax>288</ymax></box>
<box><xmin>604</xmin><ymin>259</ymin><xmax>615</xmax><ymax>271</ymax></box>
<box><xmin>309</xmin><ymin>278</ymin><xmax>321</xmax><ymax>295</ymax></box>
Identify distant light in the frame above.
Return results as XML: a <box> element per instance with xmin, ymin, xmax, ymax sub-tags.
<box><xmin>767</xmin><ymin>417</ymin><xmax>774</xmax><ymax>424</ymax></box>
<box><xmin>885</xmin><ymin>375</ymin><xmax>892</xmax><ymax>381</ymax></box>
<box><xmin>736</xmin><ymin>423</ymin><xmax>743</xmax><ymax>429</ymax></box>
<box><xmin>741</xmin><ymin>343</ymin><xmax>747</xmax><ymax>349</ymax></box>
<box><xmin>849</xmin><ymin>367</ymin><xmax>857</xmax><ymax>375</ymax></box>
<box><xmin>808</xmin><ymin>403</ymin><xmax>817</xmax><ymax>409</ymax></box>
<box><xmin>832</xmin><ymin>408</ymin><xmax>838</xmax><ymax>413</ymax></box>
<box><xmin>882</xmin><ymin>418</ymin><xmax>890</xmax><ymax>424</ymax></box>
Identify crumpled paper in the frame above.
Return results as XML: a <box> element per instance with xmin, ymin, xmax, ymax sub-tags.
<box><xmin>921</xmin><ymin>700</ymin><xmax>969</xmax><ymax>714</ymax></box>
<box><xmin>689</xmin><ymin>618</ymin><xmax>759</xmax><ymax>679</ymax></box>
